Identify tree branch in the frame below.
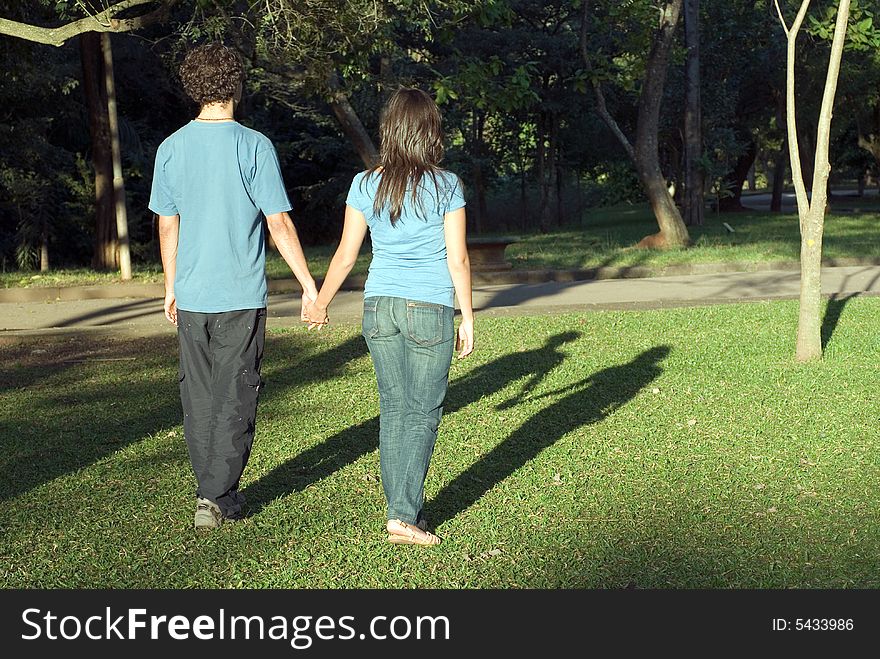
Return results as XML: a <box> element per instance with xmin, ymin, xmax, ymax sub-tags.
<box><xmin>579</xmin><ymin>0</ymin><xmax>635</xmax><ymax>161</ymax></box>
<box><xmin>778</xmin><ymin>0</ymin><xmax>812</xmax><ymax>219</ymax></box>
<box><xmin>0</xmin><ymin>0</ymin><xmax>173</xmax><ymax>47</ymax></box>
<box><xmin>810</xmin><ymin>0</ymin><xmax>851</xmax><ymax>207</ymax></box>
<box><xmin>773</xmin><ymin>0</ymin><xmax>790</xmax><ymax>36</ymax></box>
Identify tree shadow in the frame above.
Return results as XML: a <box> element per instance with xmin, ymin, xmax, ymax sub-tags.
<box><xmin>821</xmin><ymin>292</ymin><xmax>859</xmax><ymax>351</ymax></box>
<box><xmin>53</xmin><ymin>299</ymin><xmax>160</xmax><ymax>327</ymax></box>
<box><xmin>0</xmin><ymin>332</ymin><xmax>367</xmax><ymax>502</ymax></box>
<box><xmin>242</xmin><ymin>331</ymin><xmax>583</xmax><ymax>515</ymax></box>
<box><xmin>424</xmin><ymin>346</ymin><xmax>671</xmax><ymax>528</ymax></box>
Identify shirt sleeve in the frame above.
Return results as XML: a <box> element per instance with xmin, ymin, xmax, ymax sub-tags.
<box><xmin>444</xmin><ymin>174</ymin><xmax>466</xmax><ymax>214</ymax></box>
<box><xmin>251</xmin><ymin>145</ymin><xmax>293</xmax><ymax>216</ymax></box>
<box><xmin>345</xmin><ymin>172</ymin><xmax>372</xmax><ymax>216</ymax></box>
<box><xmin>148</xmin><ymin>145</ymin><xmax>178</xmax><ymax>216</ymax></box>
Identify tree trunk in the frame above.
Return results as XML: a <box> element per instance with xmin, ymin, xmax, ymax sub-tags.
<box><xmin>581</xmin><ymin>0</ymin><xmax>689</xmax><ymax>246</ymax></box>
<box><xmin>471</xmin><ymin>162</ymin><xmax>487</xmax><ymax>234</ymax></box>
<box><xmin>40</xmin><ymin>228</ymin><xmax>49</xmax><ymax>272</ymax></box>
<box><xmin>777</xmin><ymin>0</ymin><xmax>851</xmax><ymax>362</ymax></box>
<box><xmin>80</xmin><ymin>32</ymin><xmax>117</xmax><ymax>270</ymax></box>
<box><xmin>555</xmin><ymin>117</ymin><xmax>564</xmax><ymax>227</ymax></box>
<box><xmin>467</xmin><ymin>110</ymin><xmax>487</xmax><ymax>234</ymax></box>
<box><xmin>520</xmin><ymin>155</ymin><xmax>528</xmax><ymax>232</ymax></box>
<box><xmin>556</xmin><ymin>160</ymin><xmax>564</xmax><ymax>227</ymax></box>
<box><xmin>683</xmin><ymin>0</ymin><xmax>703</xmax><ymax>226</ymax></box>
<box><xmin>633</xmin><ymin>0</ymin><xmax>689</xmax><ymax>248</ymax></box>
<box><xmin>327</xmin><ymin>71</ymin><xmax>378</xmax><ymax>168</ymax></box>
<box><xmin>102</xmin><ymin>33</ymin><xmax>132</xmax><ymax>280</ymax></box>
<box><xmin>540</xmin><ymin>113</ymin><xmax>559</xmax><ymax>233</ymax></box>
<box><xmin>379</xmin><ymin>55</ymin><xmax>394</xmax><ymax>102</ymax></box>
<box><xmin>797</xmin><ymin>203</ymin><xmax>825</xmax><ymax>361</ymax></box>
<box><xmin>718</xmin><ymin>138</ymin><xmax>756</xmax><ymax>211</ymax></box>
<box><xmin>856</xmin><ymin>132</ymin><xmax>880</xmax><ymax>168</ymax></box>
<box><xmin>771</xmin><ymin>89</ymin><xmax>787</xmax><ymax>212</ymax></box>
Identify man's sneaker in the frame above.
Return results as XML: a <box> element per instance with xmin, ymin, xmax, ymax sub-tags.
<box><xmin>194</xmin><ymin>497</ymin><xmax>223</xmax><ymax>529</ymax></box>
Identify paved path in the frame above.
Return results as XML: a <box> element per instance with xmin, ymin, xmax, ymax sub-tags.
<box><xmin>741</xmin><ymin>188</ymin><xmax>878</xmax><ymax>211</ymax></box>
<box><xmin>2</xmin><ymin>265</ymin><xmax>879</xmax><ymax>339</ymax></box>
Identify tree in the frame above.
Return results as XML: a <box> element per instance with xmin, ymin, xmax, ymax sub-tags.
<box><xmin>0</xmin><ymin>0</ymin><xmax>171</xmax><ymax>46</ymax></box>
<box><xmin>775</xmin><ymin>0</ymin><xmax>850</xmax><ymax>361</ymax></box>
<box><xmin>682</xmin><ymin>0</ymin><xmax>703</xmax><ymax>226</ymax></box>
<box><xmin>0</xmin><ymin>0</ymin><xmax>171</xmax><ymax>276</ymax></box>
<box><xmin>79</xmin><ymin>31</ymin><xmax>116</xmax><ymax>269</ymax></box>
<box><xmin>580</xmin><ymin>0</ymin><xmax>690</xmax><ymax>248</ymax></box>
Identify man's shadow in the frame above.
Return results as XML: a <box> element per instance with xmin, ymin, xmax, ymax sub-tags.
<box><xmin>242</xmin><ymin>331</ymin><xmax>583</xmax><ymax>515</ymax></box>
<box><xmin>423</xmin><ymin>346</ymin><xmax>671</xmax><ymax>527</ymax></box>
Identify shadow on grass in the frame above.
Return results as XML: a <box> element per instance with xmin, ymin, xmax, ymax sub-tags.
<box><xmin>0</xmin><ymin>335</ymin><xmax>181</xmax><ymax>501</ymax></box>
<box><xmin>424</xmin><ymin>346</ymin><xmax>670</xmax><ymax>527</ymax></box>
<box><xmin>821</xmin><ymin>293</ymin><xmax>859</xmax><ymax>351</ymax></box>
<box><xmin>0</xmin><ymin>332</ymin><xmax>367</xmax><ymax>502</ymax></box>
<box><xmin>52</xmin><ymin>299</ymin><xmax>160</xmax><ymax>327</ymax></box>
<box><xmin>242</xmin><ymin>331</ymin><xmax>583</xmax><ymax>516</ymax></box>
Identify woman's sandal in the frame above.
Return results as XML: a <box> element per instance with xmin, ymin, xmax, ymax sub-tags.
<box><xmin>387</xmin><ymin>519</ymin><xmax>441</xmax><ymax>546</ymax></box>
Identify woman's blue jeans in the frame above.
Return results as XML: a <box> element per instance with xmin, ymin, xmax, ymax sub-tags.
<box><xmin>362</xmin><ymin>296</ymin><xmax>455</xmax><ymax>525</ymax></box>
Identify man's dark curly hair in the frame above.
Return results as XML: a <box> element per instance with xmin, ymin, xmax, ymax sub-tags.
<box><xmin>179</xmin><ymin>43</ymin><xmax>245</xmax><ymax>107</ymax></box>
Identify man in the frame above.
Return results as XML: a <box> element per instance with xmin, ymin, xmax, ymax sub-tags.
<box><xmin>149</xmin><ymin>43</ymin><xmax>317</xmax><ymax>529</ymax></box>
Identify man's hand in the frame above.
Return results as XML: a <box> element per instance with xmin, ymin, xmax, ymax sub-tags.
<box><xmin>164</xmin><ymin>291</ymin><xmax>178</xmax><ymax>326</ymax></box>
<box><xmin>301</xmin><ymin>292</ymin><xmax>316</xmax><ymax>322</ymax></box>
<box><xmin>303</xmin><ymin>300</ymin><xmax>329</xmax><ymax>330</ymax></box>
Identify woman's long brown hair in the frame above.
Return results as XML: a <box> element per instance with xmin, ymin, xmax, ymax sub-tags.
<box><xmin>366</xmin><ymin>87</ymin><xmax>444</xmax><ymax>225</ymax></box>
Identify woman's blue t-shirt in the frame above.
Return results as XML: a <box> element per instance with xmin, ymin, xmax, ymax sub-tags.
<box><xmin>346</xmin><ymin>170</ymin><xmax>466</xmax><ymax>308</ymax></box>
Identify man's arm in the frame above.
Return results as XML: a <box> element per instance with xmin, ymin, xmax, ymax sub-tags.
<box><xmin>265</xmin><ymin>211</ymin><xmax>319</xmax><ymax>308</ymax></box>
<box><xmin>158</xmin><ymin>214</ymin><xmax>180</xmax><ymax>326</ymax></box>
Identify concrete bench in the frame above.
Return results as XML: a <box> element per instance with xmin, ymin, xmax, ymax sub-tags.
<box><xmin>467</xmin><ymin>236</ymin><xmax>519</xmax><ymax>271</ymax></box>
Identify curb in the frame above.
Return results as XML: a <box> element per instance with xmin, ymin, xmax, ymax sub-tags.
<box><xmin>3</xmin><ymin>257</ymin><xmax>879</xmax><ymax>303</ymax></box>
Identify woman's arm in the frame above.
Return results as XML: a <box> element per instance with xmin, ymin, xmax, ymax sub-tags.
<box><xmin>444</xmin><ymin>207</ymin><xmax>474</xmax><ymax>358</ymax></box>
<box><xmin>306</xmin><ymin>204</ymin><xmax>368</xmax><ymax>329</ymax></box>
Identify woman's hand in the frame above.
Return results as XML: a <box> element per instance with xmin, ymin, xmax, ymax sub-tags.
<box><xmin>303</xmin><ymin>299</ymin><xmax>329</xmax><ymax>330</ymax></box>
<box><xmin>455</xmin><ymin>317</ymin><xmax>474</xmax><ymax>358</ymax></box>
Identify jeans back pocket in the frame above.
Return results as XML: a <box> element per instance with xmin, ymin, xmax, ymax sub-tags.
<box><xmin>406</xmin><ymin>301</ymin><xmax>451</xmax><ymax>346</ymax></box>
<box><xmin>362</xmin><ymin>298</ymin><xmax>380</xmax><ymax>339</ymax></box>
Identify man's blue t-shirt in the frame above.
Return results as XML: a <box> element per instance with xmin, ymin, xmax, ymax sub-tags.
<box><xmin>346</xmin><ymin>170</ymin><xmax>466</xmax><ymax>308</ymax></box>
<box><xmin>148</xmin><ymin>121</ymin><xmax>291</xmax><ymax>313</ymax></box>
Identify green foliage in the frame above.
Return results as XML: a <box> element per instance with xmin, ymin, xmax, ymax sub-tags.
<box><xmin>807</xmin><ymin>0</ymin><xmax>880</xmax><ymax>50</ymax></box>
<box><xmin>585</xmin><ymin>162</ymin><xmax>644</xmax><ymax>207</ymax></box>
<box><xmin>3</xmin><ymin>0</ymin><xmax>880</xmax><ymax>268</ymax></box>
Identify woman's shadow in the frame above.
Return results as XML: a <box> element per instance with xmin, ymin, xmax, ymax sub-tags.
<box><xmin>242</xmin><ymin>331</ymin><xmax>583</xmax><ymax>515</ymax></box>
<box><xmin>424</xmin><ymin>345</ymin><xmax>671</xmax><ymax>527</ymax></box>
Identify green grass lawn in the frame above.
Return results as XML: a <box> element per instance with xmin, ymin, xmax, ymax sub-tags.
<box><xmin>2</xmin><ymin>297</ymin><xmax>879</xmax><ymax>588</ymax></box>
<box><xmin>506</xmin><ymin>205</ymin><xmax>880</xmax><ymax>271</ymax></box>
<box><xmin>3</xmin><ymin>203</ymin><xmax>877</xmax><ymax>289</ymax></box>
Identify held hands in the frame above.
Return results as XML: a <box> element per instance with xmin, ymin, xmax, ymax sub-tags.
<box><xmin>300</xmin><ymin>287</ymin><xmax>318</xmax><ymax>322</ymax></box>
<box><xmin>164</xmin><ymin>291</ymin><xmax>178</xmax><ymax>326</ymax></box>
<box><xmin>302</xmin><ymin>297</ymin><xmax>329</xmax><ymax>330</ymax></box>
<box><xmin>455</xmin><ymin>318</ymin><xmax>474</xmax><ymax>359</ymax></box>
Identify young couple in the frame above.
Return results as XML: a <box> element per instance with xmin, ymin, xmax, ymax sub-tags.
<box><xmin>149</xmin><ymin>43</ymin><xmax>474</xmax><ymax>547</ymax></box>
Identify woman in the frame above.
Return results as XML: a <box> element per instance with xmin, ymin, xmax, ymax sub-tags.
<box><xmin>304</xmin><ymin>87</ymin><xmax>474</xmax><ymax>546</ymax></box>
